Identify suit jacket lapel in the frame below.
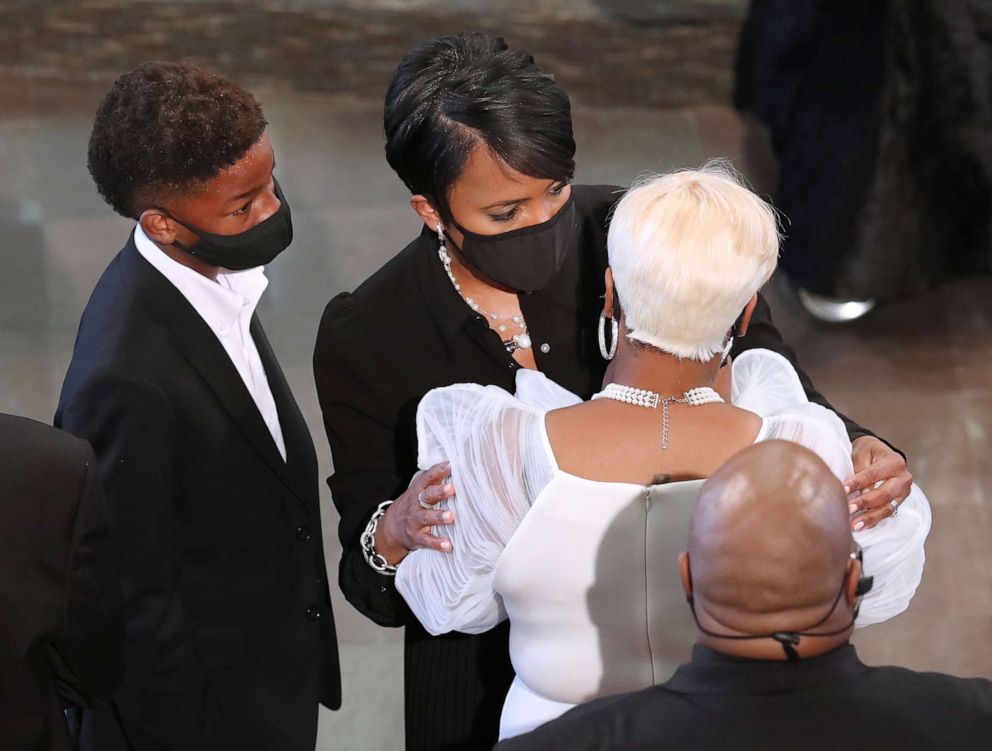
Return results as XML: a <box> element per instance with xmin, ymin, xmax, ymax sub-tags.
<box><xmin>124</xmin><ymin>238</ymin><xmax>306</xmax><ymax>502</ymax></box>
<box><xmin>166</xmin><ymin>302</ymin><xmax>302</xmax><ymax>497</ymax></box>
<box><xmin>250</xmin><ymin>317</ymin><xmax>316</xmax><ymax>504</ymax></box>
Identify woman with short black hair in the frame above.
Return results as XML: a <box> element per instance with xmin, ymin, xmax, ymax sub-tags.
<box><xmin>313</xmin><ymin>32</ymin><xmax>911</xmax><ymax>751</ymax></box>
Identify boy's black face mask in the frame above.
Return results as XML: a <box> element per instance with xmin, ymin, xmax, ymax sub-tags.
<box><xmin>157</xmin><ymin>179</ymin><xmax>293</xmax><ymax>271</ymax></box>
<box><xmin>444</xmin><ymin>196</ymin><xmax>577</xmax><ymax>293</ymax></box>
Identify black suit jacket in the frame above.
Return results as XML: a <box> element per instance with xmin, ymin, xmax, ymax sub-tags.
<box><xmin>56</xmin><ymin>237</ymin><xmax>340</xmax><ymax>751</ymax></box>
<box><xmin>313</xmin><ymin>185</ymin><xmax>882</xmax><ymax>751</ymax></box>
<box><xmin>495</xmin><ymin>644</ymin><xmax>992</xmax><ymax>751</ymax></box>
<box><xmin>0</xmin><ymin>414</ymin><xmax>124</xmax><ymax>751</ymax></box>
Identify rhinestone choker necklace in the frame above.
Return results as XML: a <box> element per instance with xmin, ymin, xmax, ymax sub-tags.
<box><xmin>592</xmin><ymin>383</ymin><xmax>724</xmax><ymax>449</ymax></box>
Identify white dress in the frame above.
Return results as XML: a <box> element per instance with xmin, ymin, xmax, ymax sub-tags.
<box><xmin>395</xmin><ymin>349</ymin><xmax>931</xmax><ymax>739</ymax></box>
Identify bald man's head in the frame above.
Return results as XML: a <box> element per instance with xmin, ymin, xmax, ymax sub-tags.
<box><xmin>681</xmin><ymin>440</ymin><xmax>861</xmax><ymax>658</ymax></box>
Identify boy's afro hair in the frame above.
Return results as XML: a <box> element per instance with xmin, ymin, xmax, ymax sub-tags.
<box><xmin>88</xmin><ymin>61</ymin><xmax>267</xmax><ymax>218</ymax></box>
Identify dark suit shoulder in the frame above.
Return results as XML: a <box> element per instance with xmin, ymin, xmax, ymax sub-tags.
<box><xmin>66</xmin><ymin>248</ymin><xmax>180</xmax><ymax>382</ymax></box>
<box><xmin>0</xmin><ymin>413</ymin><xmax>93</xmax><ymax>485</ymax></box>
<box><xmin>315</xmin><ymin>233</ymin><xmax>433</xmax><ymax>362</ymax></box>
<box><xmin>499</xmin><ymin>665</ymin><xmax>992</xmax><ymax>751</ymax></box>
<box><xmin>350</xmin><ymin>232</ymin><xmax>431</xmax><ymax>305</ymax></box>
<box><xmin>859</xmin><ymin>664</ymin><xmax>992</xmax><ymax>713</ymax></box>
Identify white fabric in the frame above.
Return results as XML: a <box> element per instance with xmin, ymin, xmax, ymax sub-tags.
<box><xmin>395</xmin><ymin>349</ymin><xmax>931</xmax><ymax>738</ymax></box>
<box><xmin>134</xmin><ymin>225</ymin><xmax>286</xmax><ymax>460</ymax></box>
<box><xmin>732</xmin><ymin>350</ymin><xmax>932</xmax><ymax>626</ymax></box>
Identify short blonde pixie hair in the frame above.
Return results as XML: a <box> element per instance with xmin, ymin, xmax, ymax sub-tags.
<box><xmin>608</xmin><ymin>162</ymin><xmax>780</xmax><ymax>361</ymax></box>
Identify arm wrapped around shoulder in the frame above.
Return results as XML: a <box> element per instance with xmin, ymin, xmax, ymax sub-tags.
<box><xmin>396</xmin><ymin>384</ymin><xmax>551</xmax><ymax>635</ymax></box>
<box><xmin>732</xmin><ymin>348</ymin><xmax>931</xmax><ymax>626</ymax></box>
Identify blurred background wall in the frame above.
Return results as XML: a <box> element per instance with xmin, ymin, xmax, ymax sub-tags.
<box><xmin>0</xmin><ymin>1</ymin><xmax>747</xmax><ymax>108</ymax></box>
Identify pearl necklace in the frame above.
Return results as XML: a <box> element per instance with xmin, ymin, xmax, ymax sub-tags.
<box><xmin>592</xmin><ymin>383</ymin><xmax>724</xmax><ymax>449</ymax></box>
<box><xmin>438</xmin><ymin>242</ymin><xmax>532</xmax><ymax>352</ymax></box>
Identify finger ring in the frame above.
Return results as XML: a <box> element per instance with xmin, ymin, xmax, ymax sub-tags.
<box><xmin>889</xmin><ymin>499</ymin><xmax>899</xmax><ymax>517</ymax></box>
<box><xmin>418</xmin><ymin>490</ymin><xmax>439</xmax><ymax>510</ymax></box>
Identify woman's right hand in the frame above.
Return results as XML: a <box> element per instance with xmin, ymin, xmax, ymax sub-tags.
<box><xmin>374</xmin><ymin>461</ymin><xmax>456</xmax><ymax>566</ymax></box>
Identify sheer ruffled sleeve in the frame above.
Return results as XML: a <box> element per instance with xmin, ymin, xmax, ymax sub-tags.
<box><xmin>732</xmin><ymin>349</ymin><xmax>931</xmax><ymax>627</ymax></box>
<box><xmin>513</xmin><ymin>368</ymin><xmax>583</xmax><ymax>410</ymax></box>
<box><xmin>395</xmin><ymin>383</ymin><xmax>554</xmax><ymax>636</ymax></box>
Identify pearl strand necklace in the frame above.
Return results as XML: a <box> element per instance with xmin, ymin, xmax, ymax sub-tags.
<box><xmin>438</xmin><ymin>242</ymin><xmax>532</xmax><ymax>352</ymax></box>
<box><xmin>592</xmin><ymin>383</ymin><xmax>724</xmax><ymax>449</ymax></box>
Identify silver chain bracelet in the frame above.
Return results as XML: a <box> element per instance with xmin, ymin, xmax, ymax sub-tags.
<box><xmin>360</xmin><ymin>500</ymin><xmax>398</xmax><ymax>576</ymax></box>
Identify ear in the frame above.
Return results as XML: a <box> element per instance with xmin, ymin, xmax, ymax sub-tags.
<box><xmin>411</xmin><ymin>194</ymin><xmax>443</xmax><ymax>233</ymax></box>
<box><xmin>139</xmin><ymin>209</ymin><xmax>179</xmax><ymax>246</ymax></box>
<box><xmin>737</xmin><ymin>293</ymin><xmax>760</xmax><ymax>336</ymax></box>
<box><xmin>679</xmin><ymin>551</ymin><xmax>693</xmax><ymax>598</ymax></box>
<box><xmin>603</xmin><ymin>267</ymin><xmax>616</xmax><ymax>318</ymax></box>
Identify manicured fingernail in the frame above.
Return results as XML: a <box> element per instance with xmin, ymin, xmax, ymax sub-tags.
<box><xmin>853</xmin><ymin>520</ymin><xmax>865</xmax><ymax>531</ymax></box>
<box><xmin>843</xmin><ymin>485</ymin><xmax>851</xmax><ymax>494</ymax></box>
<box><xmin>444</xmin><ymin>484</ymin><xmax>454</xmax><ymax>493</ymax></box>
<box><xmin>849</xmin><ymin>503</ymin><xmax>858</xmax><ymax>515</ymax></box>
<box><xmin>440</xmin><ymin>541</ymin><xmax>451</xmax><ymax>550</ymax></box>
<box><xmin>441</xmin><ymin>512</ymin><xmax>452</xmax><ymax>522</ymax></box>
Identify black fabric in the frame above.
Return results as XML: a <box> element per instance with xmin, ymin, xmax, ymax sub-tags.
<box><xmin>167</xmin><ymin>178</ymin><xmax>294</xmax><ymax>270</ymax></box>
<box><xmin>495</xmin><ymin>644</ymin><xmax>992</xmax><ymax>751</ymax></box>
<box><xmin>313</xmin><ymin>184</ymin><xmax>883</xmax><ymax>751</ymax></box>
<box><xmin>55</xmin><ymin>238</ymin><xmax>340</xmax><ymax>751</ymax></box>
<box><xmin>450</xmin><ymin>196</ymin><xmax>577</xmax><ymax>293</ymax></box>
<box><xmin>736</xmin><ymin>0</ymin><xmax>992</xmax><ymax>299</ymax></box>
<box><xmin>0</xmin><ymin>414</ymin><xmax>124</xmax><ymax>751</ymax></box>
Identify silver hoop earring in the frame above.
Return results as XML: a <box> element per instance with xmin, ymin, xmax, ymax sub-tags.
<box><xmin>720</xmin><ymin>336</ymin><xmax>734</xmax><ymax>367</ymax></box>
<box><xmin>598</xmin><ymin>313</ymin><xmax>619</xmax><ymax>360</ymax></box>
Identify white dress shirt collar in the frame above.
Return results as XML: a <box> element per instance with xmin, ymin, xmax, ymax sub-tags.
<box><xmin>133</xmin><ymin>224</ymin><xmax>287</xmax><ymax>462</ymax></box>
<box><xmin>133</xmin><ymin>224</ymin><xmax>269</xmax><ymax>337</ymax></box>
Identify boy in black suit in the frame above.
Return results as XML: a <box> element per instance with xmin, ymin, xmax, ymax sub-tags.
<box><xmin>0</xmin><ymin>414</ymin><xmax>123</xmax><ymax>751</ymax></box>
<box><xmin>56</xmin><ymin>62</ymin><xmax>339</xmax><ymax>750</ymax></box>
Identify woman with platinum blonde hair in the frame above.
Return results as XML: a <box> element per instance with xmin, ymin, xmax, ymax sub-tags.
<box><xmin>394</xmin><ymin>166</ymin><xmax>931</xmax><ymax>739</ymax></box>
<box><xmin>607</xmin><ymin>162</ymin><xmax>779</xmax><ymax>361</ymax></box>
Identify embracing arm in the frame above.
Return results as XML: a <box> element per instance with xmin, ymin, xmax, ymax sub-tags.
<box><xmin>735</xmin><ymin>294</ymin><xmax>913</xmax><ymax>513</ymax></box>
<box><xmin>735</xmin><ymin>294</ymin><xmax>913</xmax><ymax>527</ymax></box>
<box><xmin>314</xmin><ymin>294</ymin><xmax>452</xmax><ymax>628</ymax></box>
<box><xmin>732</xmin><ymin>294</ymin><xmax>884</xmax><ymax>446</ymax></box>
<box><xmin>396</xmin><ymin>385</ymin><xmax>537</xmax><ymax>636</ymax></box>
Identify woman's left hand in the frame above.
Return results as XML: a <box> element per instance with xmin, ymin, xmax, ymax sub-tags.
<box><xmin>845</xmin><ymin>436</ymin><xmax>913</xmax><ymax>531</ymax></box>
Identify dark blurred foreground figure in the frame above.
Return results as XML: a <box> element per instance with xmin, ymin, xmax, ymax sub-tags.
<box><xmin>736</xmin><ymin>0</ymin><xmax>992</xmax><ymax>319</ymax></box>
<box><xmin>56</xmin><ymin>62</ymin><xmax>339</xmax><ymax>749</ymax></box>
<box><xmin>496</xmin><ymin>441</ymin><xmax>992</xmax><ymax>751</ymax></box>
<box><xmin>0</xmin><ymin>414</ymin><xmax>123</xmax><ymax>751</ymax></box>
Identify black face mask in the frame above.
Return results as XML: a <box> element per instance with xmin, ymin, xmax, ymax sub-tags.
<box><xmin>157</xmin><ymin>179</ymin><xmax>293</xmax><ymax>271</ymax></box>
<box><xmin>446</xmin><ymin>196</ymin><xmax>577</xmax><ymax>293</ymax></box>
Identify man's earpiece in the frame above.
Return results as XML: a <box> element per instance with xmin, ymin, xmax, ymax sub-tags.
<box><xmin>855</xmin><ymin>575</ymin><xmax>874</xmax><ymax>597</ymax></box>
